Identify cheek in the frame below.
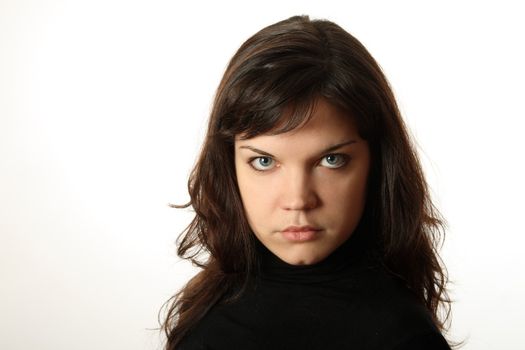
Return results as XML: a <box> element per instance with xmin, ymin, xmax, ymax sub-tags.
<box><xmin>236</xmin><ymin>172</ymin><xmax>276</xmax><ymax>227</ymax></box>
<box><xmin>238</xmin><ymin>174</ymin><xmax>265</xmax><ymax>204</ymax></box>
<box><xmin>318</xmin><ymin>173</ymin><xmax>368</xmax><ymax>218</ymax></box>
<box><xmin>240</xmin><ymin>189</ymin><xmax>276</xmax><ymax>235</ymax></box>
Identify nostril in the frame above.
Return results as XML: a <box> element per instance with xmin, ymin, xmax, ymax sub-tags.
<box><xmin>282</xmin><ymin>194</ymin><xmax>319</xmax><ymax>211</ymax></box>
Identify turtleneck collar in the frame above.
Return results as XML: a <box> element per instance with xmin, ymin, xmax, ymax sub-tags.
<box><xmin>254</xmin><ymin>225</ymin><xmax>378</xmax><ymax>284</ymax></box>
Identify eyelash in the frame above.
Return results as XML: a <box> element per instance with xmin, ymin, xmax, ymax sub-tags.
<box><xmin>247</xmin><ymin>154</ymin><xmax>350</xmax><ymax>172</ymax></box>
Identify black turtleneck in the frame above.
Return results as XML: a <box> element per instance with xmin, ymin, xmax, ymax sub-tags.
<box><xmin>177</xmin><ymin>229</ymin><xmax>451</xmax><ymax>349</ymax></box>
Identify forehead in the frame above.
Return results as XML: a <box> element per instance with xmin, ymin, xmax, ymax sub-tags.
<box><xmin>235</xmin><ymin>98</ymin><xmax>361</xmax><ymax>149</ymax></box>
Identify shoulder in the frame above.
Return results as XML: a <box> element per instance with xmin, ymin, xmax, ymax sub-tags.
<box><xmin>347</xmin><ymin>265</ymin><xmax>449</xmax><ymax>348</ymax></box>
<box><xmin>175</xmin><ymin>284</ymin><xmax>261</xmax><ymax>349</ymax></box>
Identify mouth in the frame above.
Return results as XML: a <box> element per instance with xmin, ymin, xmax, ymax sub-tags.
<box><xmin>281</xmin><ymin>225</ymin><xmax>322</xmax><ymax>242</ymax></box>
<box><xmin>282</xmin><ymin>225</ymin><xmax>322</xmax><ymax>232</ymax></box>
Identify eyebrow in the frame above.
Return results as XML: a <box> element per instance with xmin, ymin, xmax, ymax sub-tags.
<box><xmin>238</xmin><ymin>139</ymin><xmax>357</xmax><ymax>157</ymax></box>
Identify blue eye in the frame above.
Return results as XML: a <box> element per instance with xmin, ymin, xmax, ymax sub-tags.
<box><xmin>320</xmin><ymin>154</ymin><xmax>348</xmax><ymax>168</ymax></box>
<box><xmin>249</xmin><ymin>156</ymin><xmax>275</xmax><ymax>171</ymax></box>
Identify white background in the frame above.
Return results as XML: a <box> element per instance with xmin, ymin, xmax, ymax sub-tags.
<box><xmin>1</xmin><ymin>1</ymin><xmax>524</xmax><ymax>349</ymax></box>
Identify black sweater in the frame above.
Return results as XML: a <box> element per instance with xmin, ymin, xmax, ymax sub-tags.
<box><xmin>177</xmin><ymin>229</ymin><xmax>451</xmax><ymax>349</ymax></box>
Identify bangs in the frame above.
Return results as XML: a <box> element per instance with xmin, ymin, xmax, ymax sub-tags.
<box><xmin>215</xmin><ymin>35</ymin><xmax>331</xmax><ymax>140</ymax></box>
<box><xmin>234</xmin><ymin>93</ymin><xmax>321</xmax><ymax>140</ymax></box>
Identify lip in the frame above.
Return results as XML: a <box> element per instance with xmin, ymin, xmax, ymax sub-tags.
<box><xmin>282</xmin><ymin>225</ymin><xmax>322</xmax><ymax>232</ymax></box>
<box><xmin>281</xmin><ymin>225</ymin><xmax>322</xmax><ymax>242</ymax></box>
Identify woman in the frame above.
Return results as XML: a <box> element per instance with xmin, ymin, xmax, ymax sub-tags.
<box><xmin>162</xmin><ymin>15</ymin><xmax>456</xmax><ymax>349</ymax></box>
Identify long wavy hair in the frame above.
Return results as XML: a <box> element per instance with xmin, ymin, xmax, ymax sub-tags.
<box><xmin>161</xmin><ymin>15</ymin><xmax>454</xmax><ymax>349</ymax></box>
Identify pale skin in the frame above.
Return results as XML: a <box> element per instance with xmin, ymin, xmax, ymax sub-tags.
<box><xmin>234</xmin><ymin>98</ymin><xmax>371</xmax><ymax>266</ymax></box>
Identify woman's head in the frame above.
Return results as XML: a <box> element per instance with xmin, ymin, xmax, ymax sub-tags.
<box><xmin>186</xmin><ymin>15</ymin><xmax>414</xmax><ymax>270</ymax></box>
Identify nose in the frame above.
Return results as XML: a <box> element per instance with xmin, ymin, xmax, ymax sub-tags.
<box><xmin>280</xmin><ymin>168</ymin><xmax>319</xmax><ymax>211</ymax></box>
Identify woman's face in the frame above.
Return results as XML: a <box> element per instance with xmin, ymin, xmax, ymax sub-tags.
<box><xmin>234</xmin><ymin>98</ymin><xmax>371</xmax><ymax>265</ymax></box>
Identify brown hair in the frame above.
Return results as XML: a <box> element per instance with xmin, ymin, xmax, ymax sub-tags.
<box><xmin>161</xmin><ymin>15</ymin><xmax>454</xmax><ymax>348</ymax></box>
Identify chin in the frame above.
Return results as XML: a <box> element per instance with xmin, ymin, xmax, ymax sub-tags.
<box><xmin>281</xmin><ymin>251</ymin><xmax>325</xmax><ymax>266</ymax></box>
